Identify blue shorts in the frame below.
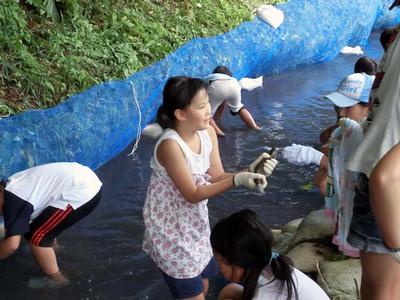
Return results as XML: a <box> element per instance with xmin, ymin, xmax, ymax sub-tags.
<box><xmin>347</xmin><ymin>174</ymin><xmax>390</xmax><ymax>254</ymax></box>
<box><xmin>161</xmin><ymin>257</ymin><xmax>220</xmax><ymax>299</ymax></box>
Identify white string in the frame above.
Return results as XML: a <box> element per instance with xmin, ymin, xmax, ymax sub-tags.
<box><xmin>128</xmin><ymin>81</ymin><xmax>142</xmax><ymax>158</ymax></box>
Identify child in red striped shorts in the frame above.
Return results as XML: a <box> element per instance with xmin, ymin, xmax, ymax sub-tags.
<box><xmin>0</xmin><ymin>162</ymin><xmax>102</xmax><ymax>284</ymax></box>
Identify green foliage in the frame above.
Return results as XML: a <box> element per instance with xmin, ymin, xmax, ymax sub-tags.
<box><xmin>1</xmin><ymin>0</ymin><xmax>283</xmax><ymax>113</ymax></box>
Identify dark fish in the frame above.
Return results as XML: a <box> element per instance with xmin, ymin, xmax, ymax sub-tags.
<box><xmin>254</xmin><ymin>147</ymin><xmax>277</xmax><ymax>192</ymax></box>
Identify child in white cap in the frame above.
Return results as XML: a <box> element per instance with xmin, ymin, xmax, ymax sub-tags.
<box><xmin>282</xmin><ymin>72</ymin><xmax>374</xmax><ymax>258</ymax></box>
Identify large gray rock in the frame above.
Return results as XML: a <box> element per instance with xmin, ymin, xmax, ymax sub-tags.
<box><xmin>317</xmin><ymin>259</ymin><xmax>361</xmax><ymax>300</ymax></box>
<box><xmin>286</xmin><ymin>242</ymin><xmax>335</xmax><ymax>273</ymax></box>
<box><xmin>291</xmin><ymin>209</ymin><xmax>335</xmax><ymax>247</ymax></box>
<box><xmin>282</xmin><ymin>217</ymin><xmax>303</xmax><ymax>233</ymax></box>
<box><xmin>273</xmin><ymin>232</ymin><xmax>295</xmax><ymax>254</ymax></box>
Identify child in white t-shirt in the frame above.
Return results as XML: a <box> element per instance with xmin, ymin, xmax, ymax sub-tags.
<box><xmin>211</xmin><ymin>209</ymin><xmax>329</xmax><ymax>300</ymax></box>
<box><xmin>0</xmin><ymin>162</ymin><xmax>102</xmax><ymax>284</ymax></box>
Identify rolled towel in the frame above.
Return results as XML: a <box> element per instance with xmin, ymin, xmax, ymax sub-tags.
<box><xmin>239</xmin><ymin>76</ymin><xmax>263</xmax><ymax>91</ymax></box>
<box><xmin>340</xmin><ymin>46</ymin><xmax>364</xmax><ymax>56</ymax></box>
<box><xmin>256</xmin><ymin>5</ymin><xmax>284</xmax><ymax>29</ymax></box>
<box><xmin>142</xmin><ymin>123</ymin><xmax>163</xmax><ymax>139</ymax></box>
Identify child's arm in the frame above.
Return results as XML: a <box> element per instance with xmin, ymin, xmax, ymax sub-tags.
<box><xmin>314</xmin><ymin>167</ymin><xmax>328</xmax><ymax>197</ymax></box>
<box><xmin>369</xmin><ymin>143</ymin><xmax>400</xmax><ymax>250</ymax></box>
<box><xmin>0</xmin><ymin>235</ymin><xmax>21</xmax><ymax>259</ymax></box>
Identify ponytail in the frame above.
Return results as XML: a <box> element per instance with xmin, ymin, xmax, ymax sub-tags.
<box><xmin>270</xmin><ymin>254</ymin><xmax>299</xmax><ymax>300</ymax></box>
<box><xmin>156</xmin><ymin>104</ymin><xmax>174</xmax><ymax>129</ymax></box>
<box><xmin>241</xmin><ymin>264</ymin><xmax>265</xmax><ymax>300</ymax></box>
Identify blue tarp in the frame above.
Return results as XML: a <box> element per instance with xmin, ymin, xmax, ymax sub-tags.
<box><xmin>1</xmin><ymin>0</ymin><xmax>399</xmax><ymax>178</ymax></box>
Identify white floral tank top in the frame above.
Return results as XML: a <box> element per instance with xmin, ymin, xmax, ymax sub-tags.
<box><xmin>142</xmin><ymin>129</ymin><xmax>213</xmax><ymax>278</ymax></box>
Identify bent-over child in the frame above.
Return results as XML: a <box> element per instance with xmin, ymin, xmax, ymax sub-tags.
<box><xmin>204</xmin><ymin>66</ymin><xmax>261</xmax><ymax>136</ymax></box>
<box><xmin>0</xmin><ymin>162</ymin><xmax>102</xmax><ymax>284</ymax></box>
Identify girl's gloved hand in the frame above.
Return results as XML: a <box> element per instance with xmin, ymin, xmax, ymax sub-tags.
<box><xmin>282</xmin><ymin>144</ymin><xmax>324</xmax><ymax>166</ymax></box>
<box><xmin>233</xmin><ymin>172</ymin><xmax>267</xmax><ymax>190</ymax></box>
<box><xmin>249</xmin><ymin>153</ymin><xmax>278</xmax><ymax>177</ymax></box>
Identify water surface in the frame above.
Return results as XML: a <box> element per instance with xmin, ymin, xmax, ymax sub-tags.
<box><xmin>0</xmin><ymin>31</ymin><xmax>384</xmax><ymax>300</ymax></box>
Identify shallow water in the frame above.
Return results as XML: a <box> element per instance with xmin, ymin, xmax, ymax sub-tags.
<box><xmin>0</xmin><ymin>31</ymin><xmax>383</xmax><ymax>299</ymax></box>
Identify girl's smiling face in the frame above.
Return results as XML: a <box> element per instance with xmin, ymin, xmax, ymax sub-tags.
<box><xmin>183</xmin><ymin>88</ymin><xmax>212</xmax><ymax>131</ymax></box>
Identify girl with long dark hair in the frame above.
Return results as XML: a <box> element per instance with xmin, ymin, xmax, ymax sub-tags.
<box><xmin>211</xmin><ymin>209</ymin><xmax>329</xmax><ymax>300</ymax></box>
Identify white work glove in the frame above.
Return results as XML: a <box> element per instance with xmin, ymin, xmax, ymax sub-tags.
<box><xmin>389</xmin><ymin>251</ymin><xmax>400</xmax><ymax>264</ymax></box>
<box><xmin>234</xmin><ymin>172</ymin><xmax>267</xmax><ymax>193</ymax></box>
<box><xmin>249</xmin><ymin>153</ymin><xmax>278</xmax><ymax>177</ymax></box>
<box><xmin>282</xmin><ymin>144</ymin><xmax>324</xmax><ymax>166</ymax></box>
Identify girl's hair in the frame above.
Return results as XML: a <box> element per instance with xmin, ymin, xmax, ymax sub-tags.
<box><xmin>210</xmin><ymin>209</ymin><xmax>298</xmax><ymax>300</ymax></box>
<box><xmin>157</xmin><ymin>76</ymin><xmax>207</xmax><ymax>129</ymax></box>
<box><xmin>212</xmin><ymin>65</ymin><xmax>232</xmax><ymax>77</ymax></box>
<box><xmin>354</xmin><ymin>56</ymin><xmax>377</xmax><ymax>75</ymax></box>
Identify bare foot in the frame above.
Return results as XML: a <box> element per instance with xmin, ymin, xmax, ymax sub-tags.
<box><xmin>47</xmin><ymin>271</ymin><xmax>70</xmax><ymax>286</ymax></box>
<box><xmin>28</xmin><ymin>272</ymin><xmax>70</xmax><ymax>289</ymax></box>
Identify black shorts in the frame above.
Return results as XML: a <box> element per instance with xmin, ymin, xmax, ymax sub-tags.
<box><xmin>25</xmin><ymin>189</ymin><xmax>101</xmax><ymax>247</ymax></box>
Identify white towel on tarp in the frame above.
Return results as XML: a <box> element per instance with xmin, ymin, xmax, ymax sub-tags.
<box><xmin>239</xmin><ymin>76</ymin><xmax>263</xmax><ymax>91</ymax></box>
<box><xmin>142</xmin><ymin>123</ymin><xmax>163</xmax><ymax>139</ymax></box>
<box><xmin>256</xmin><ymin>5</ymin><xmax>284</xmax><ymax>29</ymax></box>
<box><xmin>340</xmin><ymin>46</ymin><xmax>364</xmax><ymax>55</ymax></box>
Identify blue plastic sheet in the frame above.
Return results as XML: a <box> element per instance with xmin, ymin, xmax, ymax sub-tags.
<box><xmin>1</xmin><ymin>0</ymin><xmax>399</xmax><ymax>178</ymax></box>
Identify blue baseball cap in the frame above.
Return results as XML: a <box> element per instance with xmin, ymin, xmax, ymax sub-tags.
<box><xmin>325</xmin><ymin>73</ymin><xmax>374</xmax><ymax>108</ymax></box>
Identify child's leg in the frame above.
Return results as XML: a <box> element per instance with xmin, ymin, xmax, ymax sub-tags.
<box><xmin>202</xmin><ymin>278</ymin><xmax>209</xmax><ymax>295</ymax></box>
<box><xmin>360</xmin><ymin>251</ymin><xmax>400</xmax><ymax>300</ymax></box>
<box><xmin>181</xmin><ymin>294</ymin><xmax>205</xmax><ymax>300</ymax></box>
<box><xmin>162</xmin><ymin>257</ymin><xmax>219</xmax><ymax>300</ymax></box>
<box><xmin>217</xmin><ymin>283</ymin><xmax>243</xmax><ymax>300</ymax></box>
<box><xmin>369</xmin><ymin>143</ymin><xmax>400</xmax><ymax>249</ymax></box>
<box><xmin>162</xmin><ymin>271</ymin><xmax>206</xmax><ymax>300</ymax></box>
<box><xmin>29</xmin><ymin>244</ymin><xmax>59</xmax><ymax>275</ymax></box>
<box><xmin>29</xmin><ymin>244</ymin><xmax>69</xmax><ymax>284</ymax></box>
<box><xmin>24</xmin><ymin>191</ymin><xmax>101</xmax><ymax>276</ymax></box>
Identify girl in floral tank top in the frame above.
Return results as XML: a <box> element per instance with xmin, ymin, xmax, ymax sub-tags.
<box><xmin>142</xmin><ymin>76</ymin><xmax>278</xmax><ymax>300</ymax></box>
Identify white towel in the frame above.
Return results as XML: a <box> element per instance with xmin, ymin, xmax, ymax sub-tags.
<box><xmin>239</xmin><ymin>76</ymin><xmax>263</xmax><ymax>91</ymax></box>
<box><xmin>256</xmin><ymin>5</ymin><xmax>284</xmax><ymax>29</ymax></box>
<box><xmin>340</xmin><ymin>46</ymin><xmax>364</xmax><ymax>56</ymax></box>
<box><xmin>142</xmin><ymin>123</ymin><xmax>163</xmax><ymax>139</ymax></box>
